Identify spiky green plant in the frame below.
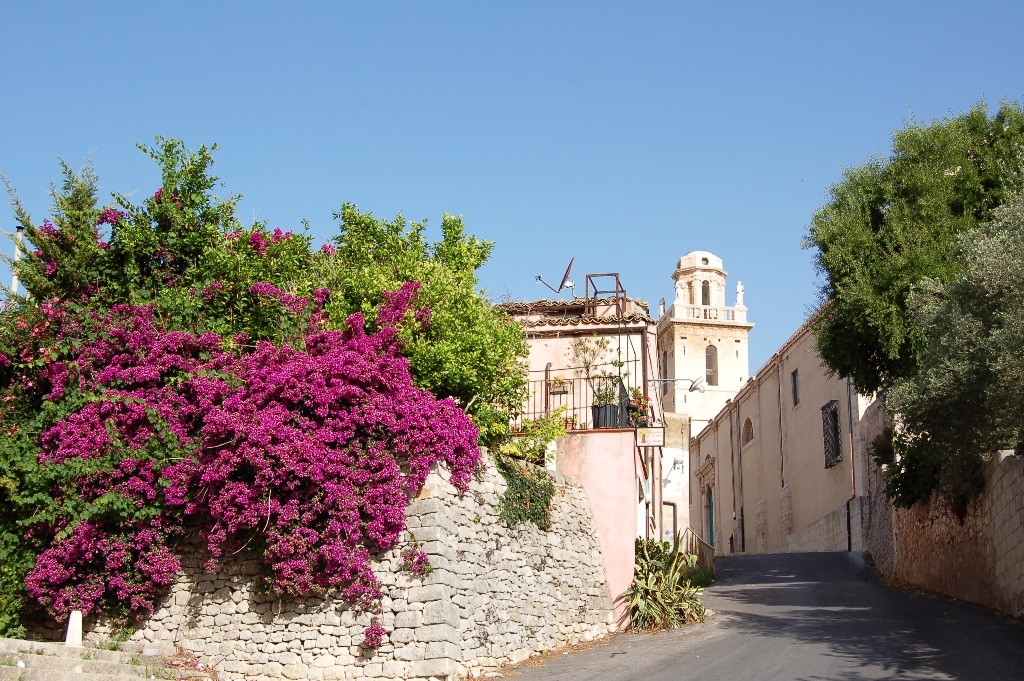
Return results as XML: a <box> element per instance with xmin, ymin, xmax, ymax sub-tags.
<box><xmin>621</xmin><ymin>536</ymin><xmax>707</xmax><ymax>631</ymax></box>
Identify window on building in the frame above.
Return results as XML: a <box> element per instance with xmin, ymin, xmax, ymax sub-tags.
<box><xmin>791</xmin><ymin>369</ymin><xmax>800</xmax><ymax>407</ymax></box>
<box><xmin>822</xmin><ymin>400</ymin><xmax>842</xmax><ymax>468</ymax></box>
<box><xmin>701</xmin><ymin>280</ymin><xmax>711</xmax><ymax>306</ymax></box>
<box><xmin>706</xmin><ymin>345</ymin><xmax>718</xmax><ymax>386</ymax></box>
<box><xmin>742</xmin><ymin>418</ymin><xmax>754</xmax><ymax>445</ymax></box>
<box><xmin>661</xmin><ymin>351</ymin><xmax>669</xmax><ymax>396</ymax></box>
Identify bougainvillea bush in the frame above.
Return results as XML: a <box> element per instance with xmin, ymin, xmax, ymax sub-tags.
<box><xmin>1</xmin><ymin>282</ymin><xmax>478</xmax><ymax>637</ymax></box>
<box><xmin>0</xmin><ymin>139</ymin><xmax>508</xmax><ymax>640</ymax></box>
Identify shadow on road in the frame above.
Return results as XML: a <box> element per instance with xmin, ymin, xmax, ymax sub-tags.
<box><xmin>706</xmin><ymin>552</ymin><xmax>1024</xmax><ymax>680</ymax></box>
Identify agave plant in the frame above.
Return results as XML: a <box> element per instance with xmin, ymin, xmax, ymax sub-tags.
<box><xmin>621</xmin><ymin>536</ymin><xmax>707</xmax><ymax>631</ymax></box>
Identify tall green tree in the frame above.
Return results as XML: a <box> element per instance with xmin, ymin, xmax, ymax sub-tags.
<box><xmin>312</xmin><ymin>205</ymin><xmax>528</xmax><ymax>445</ymax></box>
<box><xmin>5</xmin><ymin>138</ymin><xmax>315</xmax><ymax>343</ymax></box>
<box><xmin>881</xmin><ymin>192</ymin><xmax>1024</xmax><ymax>507</ymax></box>
<box><xmin>806</xmin><ymin>101</ymin><xmax>1024</xmax><ymax>395</ymax></box>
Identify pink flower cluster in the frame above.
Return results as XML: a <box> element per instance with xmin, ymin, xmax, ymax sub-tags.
<box><xmin>18</xmin><ymin>283</ymin><xmax>480</xmax><ymax>626</ymax></box>
<box><xmin>271</xmin><ymin>227</ymin><xmax>293</xmax><ymax>243</ymax></box>
<box><xmin>249</xmin><ymin>231</ymin><xmax>268</xmax><ymax>256</ymax></box>
<box><xmin>96</xmin><ymin>208</ymin><xmax>126</xmax><ymax>225</ymax></box>
<box><xmin>25</xmin><ymin>522</ymin><xmax>180</xmax><ymax>618</ymax></box>
<box><xmin>362</xmin><ymin>622</ymin><xmax>387</xmax><ymax>648</ymax></box>
<box><xmin>400</xmin><ymin>546</ymin><xmax>432</xmax><ymax>575</ymax></box>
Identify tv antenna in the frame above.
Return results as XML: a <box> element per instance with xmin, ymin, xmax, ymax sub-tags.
<box><xmin>536</xmin><ymin>257</ymin><xmax>575</xmax><ymax>296</ymax></box>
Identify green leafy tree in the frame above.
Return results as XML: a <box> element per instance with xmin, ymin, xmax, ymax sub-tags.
<box><xmin>806</xmin><ymin>101</ymin><xmax>1024</xmax><ymax>395</ymax></box>
<box><xmin>5</xmin><ymin>138</ymin><xmax>316</xmax><ymax>343</ymax></box>
<box><xmin>880</xmin><ymin>192</ymin><xmax>1024</xmax><ymax>507</ymax></box>
<box><xmin>312</xmin><ymin>204</ymin><xmax>528</xmax><ymax>444</ymax></box>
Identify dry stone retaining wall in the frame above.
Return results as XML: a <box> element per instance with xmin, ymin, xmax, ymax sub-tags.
<box><xmin>866</xmin><ymin>451</ymin><xmax>1024</xmax><ymax>617</ymax></box>
<box><xmin>125</xmin><ymin>454</ymin><xmax>615</xmax><ymax>680</ymax></box>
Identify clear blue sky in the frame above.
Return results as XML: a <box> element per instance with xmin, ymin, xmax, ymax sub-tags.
<box><xmin>2</xmin><ymin>2</ymin><xmax>1022</xmax><ymax>370</ymax></box>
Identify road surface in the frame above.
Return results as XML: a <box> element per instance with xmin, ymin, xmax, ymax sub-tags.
<box><xmin>507</xmin><ymin>552</ymin><xmax>1024</xmax><ymax>680</ymax></box>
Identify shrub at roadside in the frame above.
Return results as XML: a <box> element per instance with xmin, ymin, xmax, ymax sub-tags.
<box><xmin>621</xmin><ymin>537</ymin><xmax>707</xmax><ymax>631</ymax></box>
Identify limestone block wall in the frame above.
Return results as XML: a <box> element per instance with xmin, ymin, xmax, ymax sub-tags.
<box><xmin>866</xmin><ymin>452</ymin><xmax>1024</xmax><ymax>618</ymax></box>
<box><xmin>128</xmin><ymin>454</ymin><xmax>616</xmax><ymax>680</ymax></box>
<box><xmin>781</xmin><ymin>496</ymin><xmax>869</xmax><ymax>554</ymax></box>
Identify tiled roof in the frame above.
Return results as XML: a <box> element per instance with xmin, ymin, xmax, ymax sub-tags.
<box><xmin>515</xmin><ymin>314</ymin><xmax>652</xmax><ymax>328</ymax></box>
<box><xmin>496</xmin><ymin>296</ymin><xmax>651</xmax><ymax>317</ymax></box>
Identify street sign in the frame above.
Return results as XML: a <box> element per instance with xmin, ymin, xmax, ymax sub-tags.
<box><xmin>635</xmin><ymin>426</ymin><xmax>665</xmax><ymax>447</ymax></box>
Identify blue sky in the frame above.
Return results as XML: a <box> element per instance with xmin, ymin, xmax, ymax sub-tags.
<box><xmin>2</xmin><ymin>2</ymin><xmax>1022</xmax><ymax>370</ymax></box>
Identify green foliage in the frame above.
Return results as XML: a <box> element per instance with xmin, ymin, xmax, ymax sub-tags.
<box><xmin>621</xmin><ymin>537</ymin><xmax>706</xmax><ymax>631</ymax></box>
<box><xmin>806</xmin><ymin>101</ymin><xmax>1024</xmax><ymax>394</ymax></box>
<box><xmin>498</xmin><ymin>407</ymin><xmax>567</xmax><ymax>466</ymax></box>
<box><xmin>570</xmin><ymin>337</ymin><xmax>624</xmax><ymax>405</ymax></box>
<box><xmin>685</xmin><ymin>567</ymin><xmax>715</xmax><ymax>589</ymax></box>
<box><xmin>312</xmin><ymin>205</ymin><xmax>528</xmax><ymax>445</ymax></box>
<box><xmin>5</xmin><ymin>138</ymin><xmax>315</xmax><ymax>344</ymax></box>
<box><xmin>880</xmin><ymin>191</ymin><xmax>1024</xmax><ymax>507</ymax></box>
<box><xmin>493</xmin><ymin>454</ymin><xmax>556</xmax><ymax>531</ymax></box>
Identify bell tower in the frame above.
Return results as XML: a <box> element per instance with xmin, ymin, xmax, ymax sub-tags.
<box><xmin>656</xmin><ymin>251</ymin><xmax>754</xmax><ymax>431</ymax></box>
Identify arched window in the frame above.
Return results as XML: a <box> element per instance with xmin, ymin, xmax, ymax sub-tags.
<box><xmin>705</xmin><ymin>345</ymin><xmax>718</xmax><ymax>386</ymax></box>
<box><xmin>701</xmin><ymin>280</ymin><xmax>711</xmax><ymax>306</ymax></box>
<box><xmin>742</xmin><ymin>418</ymin><xmax>754</xmax><ymax>445</ymax></box>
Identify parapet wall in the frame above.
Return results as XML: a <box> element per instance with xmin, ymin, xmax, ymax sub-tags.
<box><xmin>128</xmin><ymin>454</ymin><xmax>615</xmax><ymax>680</ymax></box>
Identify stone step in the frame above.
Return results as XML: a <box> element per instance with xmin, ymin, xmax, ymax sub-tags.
<box><xmin>0</xmin><ymin>669</ymin><xmax>213</xmax><ymax>681</ymax></box>
<box><xmin>0</xmin><ymin>649</ymin><xmax>168</xmax><ymax>678</ymax></box>
<box><xmin>0</xmin><ymin>637</ymin><xmax>214</xmax><ymax>681</ymax></box>
<box><xmin>0</xmin><ymin>638</ymin><xmax>129</xmax><ymax>664</ymax></box>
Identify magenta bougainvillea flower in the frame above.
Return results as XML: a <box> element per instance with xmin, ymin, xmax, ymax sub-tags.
<box><xmin>96</xmin><ymin>208</ymin><xmax>126</xmax><ymax>225</ymax></box>
<box><xmin>362</xmin><ymin>621</ymin><xmax>387</xmax><ymax>648</ymax></box>
<box><xmin>20</xmin><ymin>283</ymin><xmax>479</xmax><ymax>625</ymax></box>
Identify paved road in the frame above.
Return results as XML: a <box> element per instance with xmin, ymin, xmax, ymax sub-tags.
<box><xmin>508</xmin><ymin>552</ymin><xmax>1024</xmax><ymax>680</ymax></box>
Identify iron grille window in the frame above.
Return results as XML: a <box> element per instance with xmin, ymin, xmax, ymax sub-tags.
<box><xmin>821</xmin><ymin>399</ymin><xmax>842</xmax><ymax>468</ymax></box>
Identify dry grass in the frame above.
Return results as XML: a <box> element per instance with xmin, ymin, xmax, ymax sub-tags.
<box><xmin>491</xmin><ymin>633</ymin><xmax>621</xmax><ymax>677</ymax></box>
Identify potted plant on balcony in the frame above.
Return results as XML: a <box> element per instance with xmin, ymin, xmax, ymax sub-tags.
<box><xmin>590</xmin><ymin>373</ymin><xmax>620</xmax><ymax>428</ymax></box>
<box><xmin>628</xmin><ymin>387</ymin><xmax>651</xmax><ymax>427</ymax></box>
<box><xmin>548</xmin><ymin>376</ymin><xmax>569</xmax><ymax>395</ymax></box>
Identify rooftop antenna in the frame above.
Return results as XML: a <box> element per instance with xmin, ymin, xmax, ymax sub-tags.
<box><xmin>535</xmin><ymin>257</ymin><xmax>575</xmax><ymax>296</ymax></box>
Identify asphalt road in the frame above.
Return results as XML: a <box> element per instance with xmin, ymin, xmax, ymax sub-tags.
<box><xmin>507</xmin><ymin>552</ymin><xmax>1024</xmax><ymax>680</ymax></box>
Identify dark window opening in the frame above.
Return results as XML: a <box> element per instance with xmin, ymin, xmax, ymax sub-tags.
<box><xmin>822</xmin><ymin>400</ymin><xmax>842</xmax><ymax>468</ymax></box>
<box><xmin>742</xmin><ymin>418</ymin><xmax>754</xmax><ymax>445</ymax></box>
<box><xmin>706</xmin><ymin>345</ymin><xmax>718</xmax><ymax>386</ymax></box>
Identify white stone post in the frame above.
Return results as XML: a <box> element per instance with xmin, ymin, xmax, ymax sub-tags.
<box><xmin>65</xmin><ymin>609</ymin><xmax>83</xmax><ymax>647</ymax></box>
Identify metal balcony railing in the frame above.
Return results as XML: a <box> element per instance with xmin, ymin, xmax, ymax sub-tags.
<box><xmin>512</xmin><ymin>370</ymin><xmax>648</xmax><ymax>432</ymax></box>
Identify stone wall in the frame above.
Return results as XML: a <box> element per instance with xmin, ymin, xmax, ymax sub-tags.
<box><xmin>866</xmin><ymin>451</ymin><xmax>1024</xmax><ymax>618</ymax></box>
<box><xmin>782</xmin><ymin>496</ymin><xmax>869</xmax><ymax>554</ymax></box>
<box><xmin>124</xmin><ymin>454</ymin><xmax>615</xmax><ymax>680</ymax></box>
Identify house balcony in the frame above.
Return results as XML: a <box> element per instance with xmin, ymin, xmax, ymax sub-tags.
<box><xmin>512</xmin><ymin>375</ymin><xmax>649</xmax><ymax>432</ymax></box>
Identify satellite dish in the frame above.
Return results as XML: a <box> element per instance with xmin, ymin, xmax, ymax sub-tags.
<box><xmin>688</xmin><ymin>376</ymin><xmax>706</xmax><ymax>393</ymax></box>
<box><xmin>536</xmin><ymin>257</ymin><xmax>576</xmax><ymax>294</ymax></box>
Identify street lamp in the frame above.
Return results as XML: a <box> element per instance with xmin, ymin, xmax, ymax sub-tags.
<box><xmin>648</xmin><ymin>375</ymin><xmax>706</xmax><ymax>393</ymax></box>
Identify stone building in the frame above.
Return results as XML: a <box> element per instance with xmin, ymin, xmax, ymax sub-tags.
<box><xmin>688</xmin><ymin>319</ymin><xmax>885</xmax><ymax>554</ymax></box>
<box><xmin>497</xmin><ymin>274</ymin><xmax>659</xmax><ymax>619</ymax></box>
<box><xmin>655</xmin><ymin>251</ymin><xmax>753</xmax><ymax>539</ymax></box>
